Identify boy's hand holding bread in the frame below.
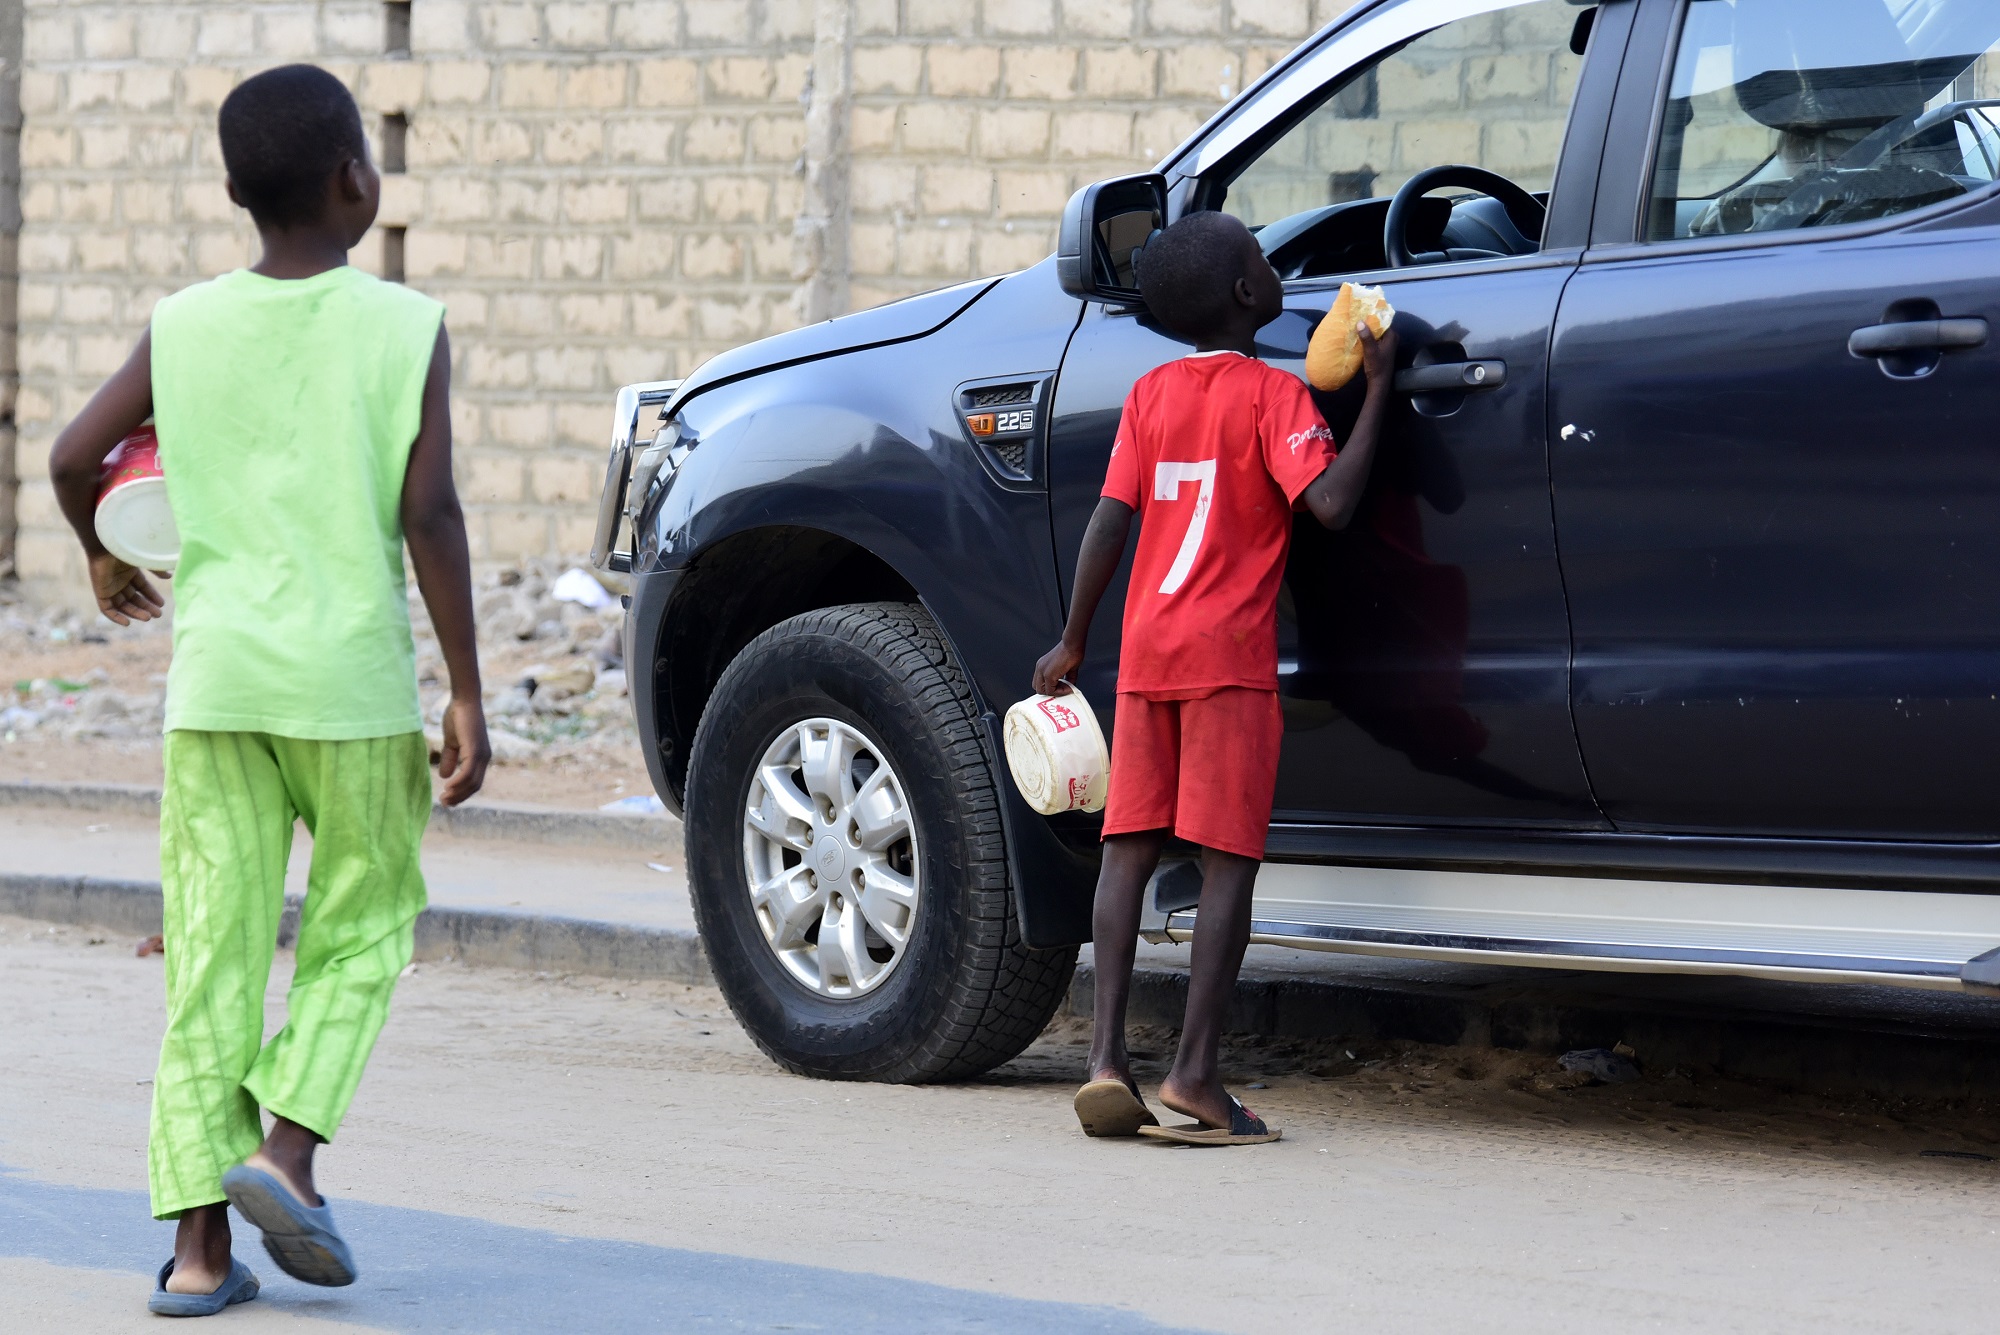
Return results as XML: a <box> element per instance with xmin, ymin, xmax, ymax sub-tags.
<box><xmin>1305</xmin><ymin>282</ymin><xmax>1395</xmax><ymax>392</ymax></box>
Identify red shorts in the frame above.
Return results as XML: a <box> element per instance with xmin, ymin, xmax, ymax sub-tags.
<box><xmin>1101</xmin><ymin>687</ymin><xmax>1283</xmax><ymax>860</ymax></box>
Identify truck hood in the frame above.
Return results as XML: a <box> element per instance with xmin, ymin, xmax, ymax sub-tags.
<box><xmin>665</xmin><ymin>276</ymin><xmax>1001</xmax><ymax>417</ymax></box>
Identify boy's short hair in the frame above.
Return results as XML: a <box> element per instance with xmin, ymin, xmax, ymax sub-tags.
<box><xmin>1134</xmin><ymin>211</ymin><xmax>1251</xmax><ymax>340</ymax></box>
<box><xmin>219</xmin><ymin>65</ymin><xmax>367</xmax><ymax>229</ymax></box>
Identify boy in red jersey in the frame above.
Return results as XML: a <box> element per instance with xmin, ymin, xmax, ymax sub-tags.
<box><xmin>1034</xmin><ymin>211</ymin><xmax>1396</xmax><ymax>1145</ymax></box>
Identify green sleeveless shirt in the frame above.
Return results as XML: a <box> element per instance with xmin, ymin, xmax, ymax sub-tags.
<box><xmin>150</xmin><ymin>266</ymin><xmax>445</xmax><ymax>739</ymax></box>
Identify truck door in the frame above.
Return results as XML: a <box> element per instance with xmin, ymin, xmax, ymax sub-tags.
<box><xmin>1551</xmin><ymin>0</ymin><xmax>2000</xmax><ymax>838</ymax></box>
<box><xmin>1050</xmin><ymin>0</ymin><xmax>1623</xmax><ymax>829</ymax></box>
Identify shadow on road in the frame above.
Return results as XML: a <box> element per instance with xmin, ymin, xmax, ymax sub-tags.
<box><xmin>0</xmin><ymin>1166</ymin><xmax>1205</xmax><ymax>1333</ymax></box>
<box><xmin>978</xmin><ymin>1018</ymin><xmax>2000</xmax><ymax>1174</ymax></box>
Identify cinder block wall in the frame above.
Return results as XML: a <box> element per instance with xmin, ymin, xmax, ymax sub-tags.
<box><xmin>0</xmin><ymin>0</ymin><xmax>19</xmax><ymax>580</ymax></box>
<box><xmin>843</xmin><ymin>0</ymin><xmax>1350</xmax><ymax>308</ymax></box>
<box><xmin>10</xmin><ymin>0</ymin><xmax>1350</xmax><ymax>597</ymax></box>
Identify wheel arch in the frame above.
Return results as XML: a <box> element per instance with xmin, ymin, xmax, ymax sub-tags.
<box><xmin>634</xmin><ymin>519</ymin><xmax>1098</xmax><ymax>949</ymax></box>
<box><xmin>639</xmin><ymin>524</ymin><xmax>921</xmax><ymax>811</ymax></box>
<box><xmin>627</xmin><ymin>259</ymin><xmax>1100</xmax><ymax>947</ymax></box>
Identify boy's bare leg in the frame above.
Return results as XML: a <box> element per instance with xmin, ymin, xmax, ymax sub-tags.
<box><xmin>1085</xmin><ymin>830</ymin><xmax>1169</xmax><ymax>1091</ymax></box>
<box><xmin>1159</xmin><ymin>847</ymin><xmax>1260</xmax><ymax>1128</ymax></box>
<box><xmin>164</xmin><ymin>1203</ymin><xmax>233</xmax><ymax>1293</ymax></box>
<box><xmin>241</xmin><ymin>1115</ymin><xmax>323</xmax><ymax>1207</ymax></box>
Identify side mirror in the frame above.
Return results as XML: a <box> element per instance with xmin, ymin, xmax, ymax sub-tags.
<box><xmin>1057</xmin><ymin>173</ymin><xmax>1169</xmax><ymax>303</ymax></box>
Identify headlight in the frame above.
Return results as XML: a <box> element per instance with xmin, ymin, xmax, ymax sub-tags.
<box><xmin>626</xmin><ymin>417</ymin><xmax>692</xmax><ymax>521</ymax></box>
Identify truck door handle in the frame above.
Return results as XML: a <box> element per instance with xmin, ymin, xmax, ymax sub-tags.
<box><xmin>1394</xmin><ymin>360</ymin><xmax>1506</xmax><ymax>394</ymax></box>
<box><xmin>1848</xmin><ymin>318</ymin><xmax>1988</xmax><ymax>358</ymax></box>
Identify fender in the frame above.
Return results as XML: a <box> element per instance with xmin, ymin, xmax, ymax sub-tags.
<box><xmin>632</xmin><ymin>259</ymin><xmax>1099</xmax><ymax>946</ymax></box>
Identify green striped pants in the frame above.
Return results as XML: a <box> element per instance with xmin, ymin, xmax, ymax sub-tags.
<box><xmin>149</xmin><ymin>730</ymin><xmax>430</xmax><ymax>1220</ymax></box>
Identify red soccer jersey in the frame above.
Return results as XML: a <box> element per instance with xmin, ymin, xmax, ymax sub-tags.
<box><xmin>1101</xmin><ymin>352</ymin><xmax>1336</xmax><ymax>695</ymax></box>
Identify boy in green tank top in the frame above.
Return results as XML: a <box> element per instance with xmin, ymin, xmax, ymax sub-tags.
<box><xmin>48</xmin><ymin>66</ymin><xmax>491</xmax><ymax>1316</ymax></box>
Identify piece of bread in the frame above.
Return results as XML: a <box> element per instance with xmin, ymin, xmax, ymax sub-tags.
<box><xmin>1305</xmin><ymin>282</ymin><xmax>1395</xmax><ymax>392</ymax></box>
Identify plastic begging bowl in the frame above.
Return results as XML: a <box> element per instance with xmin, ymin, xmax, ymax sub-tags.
<box><xmin>1003</xmin><ymin>688</ymin><xmax>1110</xmax><ymax>816</ymax></box>
<box><xmin>94</xmin><ymin>424</ymin><xmax>179</xmax><ymax>572</ymax></box>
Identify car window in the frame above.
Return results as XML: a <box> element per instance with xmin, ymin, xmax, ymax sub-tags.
<box><xmin>1213</xmin><ymin>0</ymin><xmax>1585</xmax><ymax>278</ymax></box>
<box><xmin>1647</xmin><ymin>0</ymin><xmax>2000</xmax><ymax>240</ymax></box>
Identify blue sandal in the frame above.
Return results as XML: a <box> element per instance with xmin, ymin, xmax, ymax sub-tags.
<box><xmin>1137</xmin><ymin>1094</ymin><xmax>1283</xmax><ymax>1146</ymax></box>
<box><xmin>221</xmin><ymin>1164</ymin><xmax>357</xmax><ymax>1287</ymax></box>
<box><xmin>147</xmin><ymin>1258</ymin><xmax>259</xmax><ymax>1317</ymax></box>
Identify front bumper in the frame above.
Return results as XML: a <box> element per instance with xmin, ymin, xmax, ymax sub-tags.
<box><xmin>625</xmin><ymin>564</ymin><xmax>687</xmax><ymax>817</ymax></box>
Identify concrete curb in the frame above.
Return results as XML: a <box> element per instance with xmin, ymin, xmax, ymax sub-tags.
<box><xmin>0</xmin><ymin>779</ymin><xmax>677</xmax><ymax>851</ymax></box>
<box><xmin>414</xmin><ymin>904</ymin><xmax>711</xmax><ymax>984</ymax></box>
<box><xmin>429</xmin><ymin>801</ymin><xmax>677</xmax><ymax>852</ymax></box>
<box><xmin>0</xmin><ymin>871</ymin><xmax>171</xmax><ymax>937</ymax></box>
<box><xmin>0</xmin><ymin>872</ymin><xmax>711</xmax><ymax>987</ymax></box>
<box><xmin>0</xmin><ymin>780</ymin><xmax>162</xmax><ymax>820</ymax></box>
<box><xmin>12</xmin><ymin>869</ymin><xmax>2000</xmax><ymax>1100</ymax></box>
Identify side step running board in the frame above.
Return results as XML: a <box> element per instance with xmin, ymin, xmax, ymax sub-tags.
<box><xmin>1963</xmin><ymin>946</ymin><xmax>2000</xmax><ymax>993</ymax></box>
<box><xmin>1148</xmin><ymin>862</ymin><xmax>2000</xmax><ymax>994</ymax></box>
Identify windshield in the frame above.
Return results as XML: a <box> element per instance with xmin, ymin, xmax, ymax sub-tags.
<box><xmin>1209</xmin><ymin>0</ymin><xmax>1585</xmax><ymax>279</ymax></box>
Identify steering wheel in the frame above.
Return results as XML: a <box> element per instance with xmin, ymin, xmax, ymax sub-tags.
<box><xmin>1838</xmin><ymin>98</ymin><xmax>2000</xmax><ymax>173</ymax></box>
<box><xmin>1384</xmin><ymin>165</ymin><xmax>1546</xmax><ymax>268</ymax></box>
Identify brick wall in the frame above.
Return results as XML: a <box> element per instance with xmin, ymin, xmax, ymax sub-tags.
<box><xmin>842</xmin><ymin>0</ymin><xmax>1354</xmax><ymax>308</ymax></box>
<box><xmin>9</xmin><ymin>0</ymin><xmax>1362</xmax><ymax>599</ymax></box>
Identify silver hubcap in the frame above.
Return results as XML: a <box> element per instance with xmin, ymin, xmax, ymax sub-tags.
<box><xmin>742</xmin><ymin>718</ymin><xmax>920</xmax><ymax>998</ymax></box>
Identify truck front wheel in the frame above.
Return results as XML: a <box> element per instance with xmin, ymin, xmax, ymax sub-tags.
<box><xmin>683</xmin><ymin>602</ymin><xmax>1076</xmax><ymax>1082</ymax></box>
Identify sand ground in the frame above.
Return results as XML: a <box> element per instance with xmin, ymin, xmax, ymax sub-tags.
<box><xmin>7</xmin><ymin>917</ymin><xmax>2000</xmax><ymax>1333</ymax></box>
<box><xmin>0</xmin><ymin>578</ymin><xmax>656</xmax><ymax>811</ymax></box>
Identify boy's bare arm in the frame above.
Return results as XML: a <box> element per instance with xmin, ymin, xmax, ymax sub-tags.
<box><xmin>48</xmin><ymin>330</ymin><xmax>163</xmax><ymax>625</ymax></box>
<box><xmin>1300</xmin><ymin>324</ymin><xmax>1399</xmax><ymax>531</ymax></box>
<box><xmin>401</xmin><ymin>324</ymin><xmax>492</xmax><ymax>807</ymax></box>
<box><xmin>1032</xmin><ymin>496</ymin><xmax>1135</xmax><ymax>696</ymax></box>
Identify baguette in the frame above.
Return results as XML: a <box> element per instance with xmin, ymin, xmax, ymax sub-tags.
<box><xmin>1304</xmin><ymin>282</ymin><xmax>1395</xmax><ymax>392</ymax></box>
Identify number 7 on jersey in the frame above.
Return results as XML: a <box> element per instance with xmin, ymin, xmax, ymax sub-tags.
<box><xmin>1153</xmin><ymin>459</ymin><xmax>1218</xmax><ymax>595</ymax></box>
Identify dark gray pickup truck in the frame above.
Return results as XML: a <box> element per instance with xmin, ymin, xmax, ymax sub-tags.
<box><xmin>595</xmin><ymin>0</ymin><xmax>2000</xmax><ymax>1082</ymax></box>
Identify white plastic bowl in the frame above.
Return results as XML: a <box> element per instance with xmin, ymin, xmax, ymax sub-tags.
<box><xmin>1003</xmin><ymin>688</ymin><xmax>1110</xmax><ymax>816</ymax></box>
<box><xmin>94</xmin><ymin>426</ymin><xmax>179</xmax><ymax>572</ymax></box>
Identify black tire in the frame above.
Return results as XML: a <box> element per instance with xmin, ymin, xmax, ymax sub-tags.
<box><xmin>683</xmin><ymin>602</ymin><xmax>1077</xmax><ymax>1082</ymax></box>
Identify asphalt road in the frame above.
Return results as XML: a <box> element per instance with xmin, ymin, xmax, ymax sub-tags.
<box><xmin>8</xmin><ymin>916</ymin><xmax>2000</xmax><ymax>1333</ymax></box>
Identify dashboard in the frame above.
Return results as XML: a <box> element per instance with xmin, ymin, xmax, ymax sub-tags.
<box><xmin>1252</xmin><ymin>192</ymin><xmax>1547</xmax><ymax>281</ymax></box>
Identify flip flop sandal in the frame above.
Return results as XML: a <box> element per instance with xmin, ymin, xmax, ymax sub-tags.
<box><xmin>147</xmin><ymin>1257</ymin><xmax>260</xmax><ymax>1317</ymax></box>
<box><xmin>221</xmin><ymin>1164</ymin><xmax>357</xmax><ymax>1288</ymax></box>
<box><xmin>1138</xmin><ymin>1094</ymin><xmax>1282</xmax><ymax>1147</ymax></box>
<box><xmin>1074</xmin><ymin>1079</ymin><xmax>1162</xmax><ymax>1137</ymax></box>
